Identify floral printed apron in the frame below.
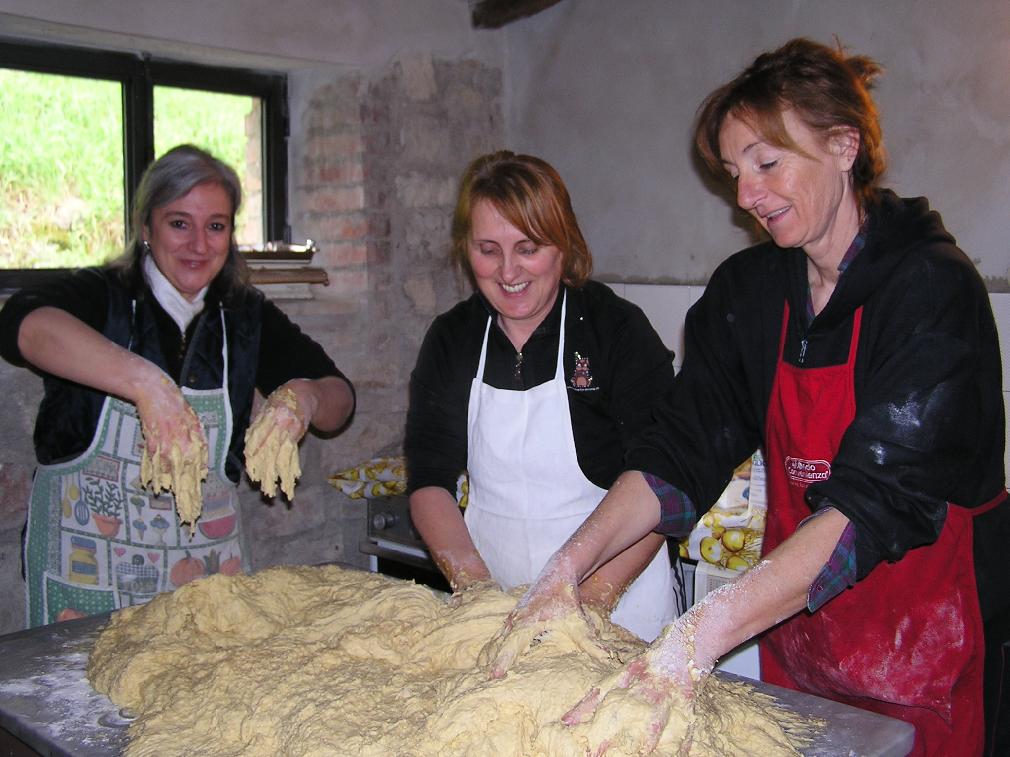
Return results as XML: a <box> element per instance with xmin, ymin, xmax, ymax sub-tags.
<box><xmin>761</xmin><ymin>304</ymin><xmax>993</xmax><ymax>756</ymax></box>
<box><xmin>464</xmin><ymin>292</ymin><xmax>676</xmax><ymax>642</ymax></box>
<box><xmin>24</xmin><ymin>310</ymin><xmax>247</xmax><ymax>627</ymax></box>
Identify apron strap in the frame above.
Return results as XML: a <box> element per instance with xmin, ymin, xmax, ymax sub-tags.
<box><xmin>553</xmin><ymin>290</ymin><xmax>568</xmax><ymax>380</ymax></box>
<box><xmin>964</xmin><ymin>487</ymin><xmax>1008</xmax><ymax>517</ymax></box>
<box><xmin>475</xmin><ymin>316</ymin><xmax>492</xmax><ymax>381</ymax></box>
<box><xmin>474</xmin><ymin>289</ymin><xmax>568</xmax><ymax>382</ymax></box>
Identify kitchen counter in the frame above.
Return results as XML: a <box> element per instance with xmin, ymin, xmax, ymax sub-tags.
<box><xmin>0</xmin><ymin>614</ymin><xmax>126</xmax><ymax>756</ymax></box>
<box><xmin>0</xmin><ymin>611</ymin><xmax>914</xmax><ymax>756</ymax></box>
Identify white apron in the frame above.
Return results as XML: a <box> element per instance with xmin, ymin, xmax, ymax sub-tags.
<box><xmin>24</xmin><ymin>309</ymin><xmax>247</xmax><ymax>627</ymax></box>
<box><xmin>464</xmin><ymin>292</ymin><xmax>675</xmax><ymax>641</ymax></box>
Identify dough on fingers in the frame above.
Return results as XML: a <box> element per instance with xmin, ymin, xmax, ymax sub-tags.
<box><xmin>244</xmin><ymin>387</ymin><xmax>302</xmax><ymax>499</ymax></box>
<box><xmin>139</xmin><ymin>423</ymin><xmax>208</xmax><ymax>532</ymax></box>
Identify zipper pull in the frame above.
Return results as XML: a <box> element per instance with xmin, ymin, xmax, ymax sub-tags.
<box><xmin>798</xmin><ymin>339</ymin><xmax>808</xmax><ymax>365</ymax></box>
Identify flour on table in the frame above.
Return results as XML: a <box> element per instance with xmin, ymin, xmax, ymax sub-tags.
<box><xmin>87</xmin><ymin>566</ymin><xmax>817</xmax><ymax>756</ymax></box>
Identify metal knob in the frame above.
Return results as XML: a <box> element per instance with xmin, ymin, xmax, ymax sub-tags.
<box><xmin>371</xmin><ymin>512</ymin><xmax>398</xmax><ymax>531</ymax></box>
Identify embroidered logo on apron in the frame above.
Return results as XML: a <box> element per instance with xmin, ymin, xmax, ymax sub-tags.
<box><xmin>569</xmin><ymin>351</ymin><xmax>596</xmax><ymax>391</ymax></box>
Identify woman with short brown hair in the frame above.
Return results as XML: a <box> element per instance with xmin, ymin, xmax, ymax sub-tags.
<box><xmin>406</xmin><ymin>150</ymin><xmax>678</xmax><ymax>642</ymax></box>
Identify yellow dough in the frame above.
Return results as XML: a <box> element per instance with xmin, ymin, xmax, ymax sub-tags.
<box><xmin>87</xmin><ymin>566</ymin><xmax>817</xmax><ymax>756</ymax></box>
<box><xmin>139</xmin><ymin>426</ymin><xmax>208</xmax><ymax>532</ymax></box>
<box><xmin>244</xmin><ymin>388</ymin><xmax>301</xmax><ymax>499</ymax></box>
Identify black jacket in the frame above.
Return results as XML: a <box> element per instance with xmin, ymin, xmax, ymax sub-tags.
<box><xmin>406</xmin><ymin>281</ymin><xmax>677</xmax><ymax>496</ymax></box>
<box><xmin>627</xmin><ymin>191</ymin><xmax>1009</xmax><ymax>615</ymax></box>
<box><xmin>0</xmin><ymin>267</ymin><xmax>347</xmax><ymax>483</ymax></box>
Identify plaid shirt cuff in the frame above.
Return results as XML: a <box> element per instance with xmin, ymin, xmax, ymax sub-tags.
<box><xmin>804</xmin><ymin>509</ymin><xmax>857</xmax><ymax>612</ymax></box>
<box><xmin>642</xmin><ymin>471</ymin><xmax>696</xmax><ymax>538</ymax></box>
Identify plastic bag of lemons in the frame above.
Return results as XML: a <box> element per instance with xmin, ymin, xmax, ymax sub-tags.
<box><xmin>328</xmin><ymin>457</ymin><xmax>407</xmax><ymax>499</ymax></box>
<box><xmin>679</xmin><ymin>451</ymin><xmax>766</xmax><ymax>573</ymax></box>
<box><xmin>329</xmin><ymin>456</ymin><xmax>469</xmax><ymax>507</ymax></box>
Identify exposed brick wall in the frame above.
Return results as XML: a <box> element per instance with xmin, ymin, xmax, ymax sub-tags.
<box><xmin>245</xmin><ymin>54</ymin><xmax>504</xmax><ymax>575</ymax></box>
<box><xmin>0</xmin><ymin>53</ymin><xmax>503</xmax><ymax>634</ymax></box>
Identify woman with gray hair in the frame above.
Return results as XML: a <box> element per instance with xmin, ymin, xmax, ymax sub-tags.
<box><xmin>0</xmin><ymin>144</ymin><xmax>355</xmax><ymax>628</ymax></box>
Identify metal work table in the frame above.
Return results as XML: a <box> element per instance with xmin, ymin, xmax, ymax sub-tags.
<box><xmin>0</xmin><ymin>612</ymin><xmax>914</xmax><ymax>756</ymax></box>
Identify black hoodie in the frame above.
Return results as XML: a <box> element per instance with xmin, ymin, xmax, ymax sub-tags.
<box><xmin>628</xmin><ymin>190</ymin><xmax>1008</xmax><ymax>614</ymax></box>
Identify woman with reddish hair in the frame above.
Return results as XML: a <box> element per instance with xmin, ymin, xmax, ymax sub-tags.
<box><xmin>488</xmin><ymin>40</ymin><xmax>1009</xmax><ymax>756</ymax></box>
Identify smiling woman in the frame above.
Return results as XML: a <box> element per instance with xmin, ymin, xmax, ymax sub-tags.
<box><xmin>0</xmin><ymin>144</ymin><xmax>355</xmax><ymax>629</ymax></box>
<box><xmin>466</xmin><ymin>199</ymin><xmax>565</xmax><ymax>350</ymax></box>
<box><xmin>719</xmin><ymin>110</ymin><xmax>861</xmax><ymax>266</ymax></box>
<box><xmin>484</xmin><ymin>38</ymin><xmax>1009</xmax><ymax>757</ymax></box>
<box><xmin>144</xmin><ymin>182</ymin><xmax>234</xmax><ymax>301</ymax></box>
<box><xmin>405</xmin><ymin>150</ymin><xmax>678</xmax><ymax>644</ymax></box>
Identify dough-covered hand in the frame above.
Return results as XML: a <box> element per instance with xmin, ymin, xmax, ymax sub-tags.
<box><xmin>244</xmin><ymin>384</ymin><xmax>311</xmax><ymax>499</ymax></box>
<box><xmin>136</xmin><ymin>372</ymin><xmax>208</xmax><ymax>530</ymax></box>
<box><xmin>560</xmin><ymin>614</ymin><xmax>712</xmax><ymax>755</ymax></box>
<box><xmin>479</xmin><ymin>576</ymin><xmax>610</xmax><ymax>678</ymax></box>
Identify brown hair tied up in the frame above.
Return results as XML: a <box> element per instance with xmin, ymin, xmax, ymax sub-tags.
<box><xmin>694</xmin><ymin>38</ymin><xmax>887</xmax><ymax>210</ymax></box>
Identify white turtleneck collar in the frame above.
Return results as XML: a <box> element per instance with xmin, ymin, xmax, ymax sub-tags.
<box><xmin>142</xmin><ymin>253</ymin><xmax>208</xmax><ymax>334</ymax></box>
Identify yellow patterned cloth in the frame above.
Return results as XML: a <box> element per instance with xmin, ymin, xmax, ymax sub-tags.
<box><xmin>329</xmin><ymin>456</ymin><xmax>469</xmax><ymax>507</ymax></box>
<box><xmin>679</xmin><ymin>451</ymin><xmax>766</xmax><ymax>573</ymax></box>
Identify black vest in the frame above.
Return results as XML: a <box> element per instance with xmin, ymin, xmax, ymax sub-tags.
<box><xmin>34</xmin><ymin>269</ymin><xmax>263</xmax><ymax>483</ymax></box>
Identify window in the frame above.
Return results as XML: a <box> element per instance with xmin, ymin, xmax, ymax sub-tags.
<box><xmin>0</xmin><ymin>40</ymin><xmax>288</xmax><ymax>290</ymax></box>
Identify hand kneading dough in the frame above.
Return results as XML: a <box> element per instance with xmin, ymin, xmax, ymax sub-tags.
<box><xmin>244</xmin><ymin>388</ymin><xmax>301</xmax><ymax>499</ymax></box>
<box><xmin>87</xmin><ymin>566</ymin><xmax>818</xmax><ymax>757</ymax></box>
<box><xmin>139</xmin><ymin>426</ymin><xmax>208</xmax><ymax>531</ymax></box>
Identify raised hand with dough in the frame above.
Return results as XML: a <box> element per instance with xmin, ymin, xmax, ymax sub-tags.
<box><xmin>244</xmin><ymin>380</ymin><xmax>314</xmax><ymax>499</ymax></box>
<box><xmin>136</xmin><ymin>370</ymin><xmax>209</xmax><ymax>529</ymax></box>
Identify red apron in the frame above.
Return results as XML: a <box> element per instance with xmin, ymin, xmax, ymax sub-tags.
<box><xmin>760</xmin><ymin>303</ymin><xmax>995</xmax><ymax>756</ymax></box>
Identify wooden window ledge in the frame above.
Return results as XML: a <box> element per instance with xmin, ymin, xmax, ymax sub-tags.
<box><xmin>241</xmin><ymin>241</ymin><xmax>328</xmax><ymax>299</ymax></box>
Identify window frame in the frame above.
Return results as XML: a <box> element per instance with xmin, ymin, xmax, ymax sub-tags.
<box><xmin>0</xmin><ymin>39</ymin><xmax>289</xmax><ymax>291</ymax></box>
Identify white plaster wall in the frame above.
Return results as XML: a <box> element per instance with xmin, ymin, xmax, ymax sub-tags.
<box><xmin>503</xmin><ymin>0</ymin><xmax>1010</xmax><ymax>290</ymax></box>
<box><xmin>0</xmin><ymin>0</ymin><xmax>498</xmax><ymax>70</ymax></box>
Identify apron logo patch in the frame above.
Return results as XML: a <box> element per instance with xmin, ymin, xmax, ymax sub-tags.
<box><xmin>569</xmin><ymin>352</ymin><xmax>596</xmax><ymax>391</ymax></box>
<box><xmin>784</xmin><ymin>456</ymin><xmax>831</xmax><ymax>487</ymax></box>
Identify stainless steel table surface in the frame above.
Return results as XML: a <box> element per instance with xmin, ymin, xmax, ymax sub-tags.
<box><xmin>0</xmin><ymin>614</ymin><xmax>127</xmax><ymax>756</ymax></box>
<box><xmin>0</xmin><ymin>612</ymin><xmax>914</xmax><ymax>756</ymax></box>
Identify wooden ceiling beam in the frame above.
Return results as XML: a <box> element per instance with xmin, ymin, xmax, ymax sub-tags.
<box><xmin>469</xmin><ymin>0</ymin><xmax>565</xmax><ymax>29</ymax></box>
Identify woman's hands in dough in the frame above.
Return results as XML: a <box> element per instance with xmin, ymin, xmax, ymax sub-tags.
<box><xmin>245</xmin><ymin>381</ymin><xmax>312</xmax><ymax>499</ymax></box>
<box><xmin>135</xmin><ymin>370</ymin><xmax>209</xmax><ymax>527</ymax></box>
<box><xmin>560</xmin><ymin>612</ymin><xmax>711</xmax><ymax>755</ymax></box>
<box><xmin>479</xmin><ymin>574</ymin><xmax>611</xmax><ymax>678</ymax></box>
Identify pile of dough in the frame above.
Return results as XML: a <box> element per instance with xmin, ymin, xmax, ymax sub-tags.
<box><xmin>244</xmin><ymin>388</ymin><xmax>301</xmax><ymax>499</ymax></box>
<box><xmin>139</xmin><ymin>425</ymin><xmax>208</xmax><ymax>531</ymax></box>
<box><xmin>87</xmin><ymin>566</ymin><xmax>817</xmax><ymax>756</ymax></box>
